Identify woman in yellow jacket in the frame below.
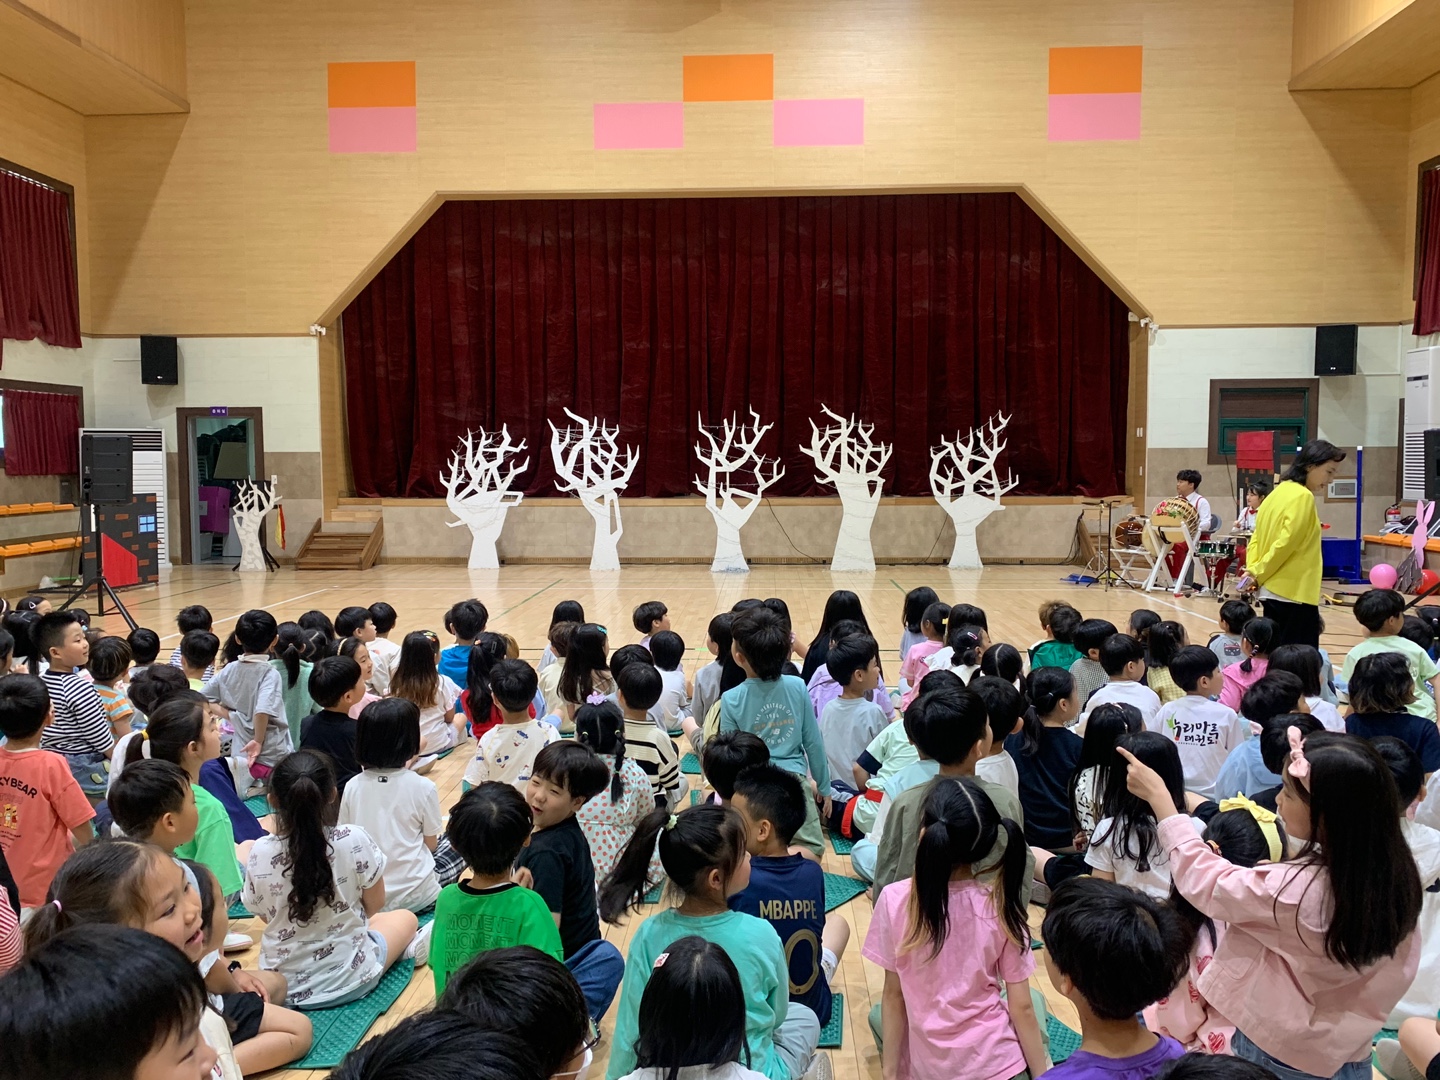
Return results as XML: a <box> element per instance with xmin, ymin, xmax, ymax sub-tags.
<box><xmin>1241</xmin><ymin>439</ymin><xmax>1346</xmax><ymax>648</ymax></box>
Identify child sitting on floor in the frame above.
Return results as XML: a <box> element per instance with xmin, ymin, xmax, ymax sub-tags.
<box><xmin>299</xmin><ymin>655</ymin><xmax>366</xmax><ymax>792</ymax></box>
<box><xmin>463</xmin><ymin>658</ymin><xmax>560</xmax><ymax>791</ymax></box>
<box><xmin>863</xmin><ymin>776</ymin><xmax>1048</xmax><ymax>1080</ymax></box>
<box><xmin>1218</xmin><ymin>618</ymin><xmax>1275</xmax><ymax>713</ymax></box>
<box><xmin>88</xmin><ymin>635</ymin><xmax>136</xmax><ymax>739</ymax></box>
<box><xmin>1007</xmin><ymin>666</ymin><xmax>1084</xmax><ymax>852</ymax></box>
<box><xmin>438</xmin><ymin>599</ymin><xmax>489</xmax><ymax>686</ymax></box>
<box><xmin>364</xmin><ymin>601</ymin><xmax>401</xmax><ymax>696</ymax></box>
<box><xmin>900</xmin><ymin>601</ymin><xmax>950</xmax><ymax>708</ymax></box>
<box><xmin>430</xmin><ymin>781</ymin><xmax>562</xmax><ymax>993</ymax></box>
<box><xmin>1079</xmin><ymin>633</ymin><xmax>1161</xmax><ymax>731</ymax></box>
<box><xmin>650</xmin><ymin>630</ymin><xmax>691</xmax><ymax>730</ymax></box>
<box><xmin>1344</xmin><ymin>652</ymin><xmax>1440</xmax><ymax>773</ymax></box>
<box><xmin>169</xmin><ymin>604</ymin><xmax>215</xmax><ymax>674</ymax></box>
<box><xmin>204</xmin><ymin>610</ymin><xmax>291</xmax><ymax>789</ymax></box>
<box><xmin>1211</xmin><ymin>672</ymin><xmax>1308</xmax><ymax>800</ymax></box>
<box><xmin>0</xmin><ymin>674</ymin><xmax>95</xmax><ymax>912</ymax></box>
<box><xmin>819</xmin><ymin>633</ymin><xmax>888</xmax><ymax>804</ymax></box>
<box><xmin>517</xmin><ymin>741</ymin><xmax>626</xmax><ymax>1021</ymax></box>
<box><xmin>601</xmin><ymin>803</ymin><xmax>827</xmax><ymax>1080</ymax></box>
<box><xmin>1208</xmin><ymin>601</ymin><xmax>1254</xmax><ymax>671</ymax></box>
<box><xmin>899</xmin><ymin>586</ymin><xmax>940</xmax><ymax>661</ymax></box>
<box><xmin>389</xmin><ymin>629</ymin><xmax>464</xmax><ymax>757</ymax></box>
<box><xmin>244</xmin><ymin>749</ymin><xmax>418</xmax><ymax>1009</ymax></box>
<box><xmin>616</xmin><ymin>660</ymin><xmax>686</xmax><ymax>808</ymax></box>
<box><xmin>1149</xmin><ymin>645</ymin><xmax>1246</xmax><ymax>801</ymax></box>
<box><xmin>729</xmin><ymin>764</ymin><xmax>850</xmax><ymax>1029</ymax></box>
<box><xmin>576</xmin><ymin>700</ymin><xmax>664</xmax><ymax>884</ymax></box>
<box><xmin>539</xmin><ymin>600</ymin><xmax>586</xmax><ymax>671</ymax></box>
<box><xmin>1070</xmin><ymin>618</ymin><xmax>1119</xmax><ymax>707</ymax></box>
<box><xmin>969</xmin><ymin>674</ymin><xmax>1024</xmax><ymax>804</ymax></box>
<box><xmin>36</xmin><ymin>611</ymin><xmax>114</xmax><ymax>802</ymax></box>
<box><xmin>340</xmin><ymin>698</ymin><xmax>461</xmax><ymax>913</ymax></box>
<box><xmin>1144</xmin><ymin>622</ymin><xmax>1189</xmax><ymax>705</ymax></box>
<box><xmin>1040</xmin><ymin>878</ymin><xmax>1188</xmax><ymax>1078</ymax></box>
<box><xmin>702</xmin><ymin>729</ymin><xmax>771</xmax><ymax>805</ymax></box>
<box><xmin>1030</xmin><ymin>601</ymin><xmax>1084</xmax><ymax>672</ymax></box>
<box><xmin>633</xmin><ymin>600</ymin><xmax>670</xmax><ymax>650</ymax></box>
<box><xmin>1341</xmin><ymin>588</ymin><xmax>1440</xmax><ymax>721</ymax></box>
<box><xmin>807</xmin><ymin>619</ymin><xmax>895</xmax><ymax>723</ymax></box>
<box><xmin>1266</xmin><ymin>643</ymin><xmax>1344</xmax><ymax>732</ymax></box>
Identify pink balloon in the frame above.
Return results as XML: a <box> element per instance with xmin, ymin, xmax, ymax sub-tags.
<box><xmin>1369</xmin><ymin>563</ymin><xmax>1399</xmax><ymax>589</ymax></box>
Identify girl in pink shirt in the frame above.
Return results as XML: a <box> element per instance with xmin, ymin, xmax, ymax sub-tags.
<box><xmin>1143</xmin><ymin>798</ymin><xmax>1287</xmax><ymax>1054</ymax></box>
<box><xmin>1120</xmin><ymin>729</ymin><xmax>1421</xmax><ymax>1080</ymax></box>
<box><xmin>1218</xmin><ymin>618</ymin><xmax>1275</xmax><ymax>712</ymax></box>
<box><xmin>899</xmin><ymin>603</ymin><xmax>949</xmax><ymax>710</ymax></box>
<box><xmin>862</xmin><ymin>776</ymin><xmax>1048</xmax><ymax>1080</ymax></box>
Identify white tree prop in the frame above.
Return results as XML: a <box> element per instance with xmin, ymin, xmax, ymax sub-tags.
<box><xmin>799</xmin><ymin>405</ymin><xmax>892</xmax><ymax>572</ymax></box>
<box><xmin>440</xmin><ymin>427</ymin><xmax>529</xmax><ymax>570</ymax></box>
<box><xmin>232</xmin><ymin>476</ymin><xmax>280</xmax><ymax>573</ymax></box>
<box><xmin>550</xmin><ymin>408</ymin><xmax>639</xmax><ymax>571</ymax></box>
<box><xmin>929</xmin><ymin>413</ymin><xmax>1020</xmax><ymax>570</ymax></box>
<box><xmin>694</xmin><ymin>409</ymin><xmax>785</xmax><ymax>573</ymax></box>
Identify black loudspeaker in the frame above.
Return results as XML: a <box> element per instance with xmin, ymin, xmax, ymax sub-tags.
<box><xmin>1315</xmin><ymin>324</ymin><xmax>1358</xmax><ymax>376</ymax></box>
<box><xmin>80</xmin><ymin>434</ymin><xmax>133</xmax><ymax>505</ymax></box>
<box><xmin>1426</xmin><ymin>429</ymin><xmax>1440</xmax><ymax>503</ymax></box>
<box><xmin>140</xmin><ymin>335</ymin><xmax>179</xmax><ymax>385</ymax></box>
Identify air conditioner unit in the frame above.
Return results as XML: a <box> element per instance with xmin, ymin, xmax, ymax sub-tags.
<box><xmin>1404</xmin><ymin>347</ymin><xmax>1440</xmax><ymax>499</ymax></box>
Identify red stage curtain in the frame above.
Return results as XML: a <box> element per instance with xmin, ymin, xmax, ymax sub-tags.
<box><xmin>0</xmin><ymin>171</ymin><xmax>81</xmax><ymax>361</ymax></box>
<box><xmin>341</xmin><ymin>193</ymin><xmax>1130</xmax><ymax>498</ymax></box>
<box><xmin>3</xmin><ymin>388</ymin><xmax>80</xmax><ymax>475</ymax></box>
<box><xmin>1417</xmin><ymin>169</ymin><xmax>1440</xmax><ymax>336</ymax></box>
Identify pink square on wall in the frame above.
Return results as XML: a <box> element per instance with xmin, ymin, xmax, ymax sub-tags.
<box><xmin>1047</xmin><ymin>93</ymin><xmax>1141</xmax><ymax>142</ymax></box>
<box><xmin>593</xmin><ymin>103</ymin><xmax>684</xmax><ymax>149</ymax></box>
<box><xmin>773</xmin><ymin>98</ymin><xmax>864</xmax><ymax>146</ymax></box>
<box><xmin>328</xmin><ymin>106</ymin><xmax>417</xmax><ymax>153</ymax></box>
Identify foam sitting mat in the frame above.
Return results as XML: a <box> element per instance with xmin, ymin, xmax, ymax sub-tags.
<box><xmin>818</xmin><ymin>993</ymin><xmax>844</xmax><ymax>1049</ymax></box>
<box><xmin>828</xmin><ymin>832</ymin><xmax>855</xmax><ymax>855</ymax></box>
<box><xmin>227</xmin><ymin>900</ymin><xmax>252</xmax><ymax>920</ymax></box>
<box><xmin>243</xmin><ymin>793</ymin><xmax>269</xmax><ymax>817</ymax></box>
<box><xmin>1045</xmin><ymin>1016</ymin><xmax>1082</xmax><ymax>1064</ymax></box>
<box><xmin>680</xmin><ymin>752</ymin><xmax>701</xmax><ymax>775</ymax></box>
<box><xmin>823</xmin><ymin>873</ymin><xmax>868</xmax><ymax>912</ymax></box>
<box><xmin>643</xmin><ymin>884</ymin><xmax>662</xmax><ymax>904</ymax></box>
<box><xmin>292</xmin><ymin>959</ymin><xmax>417</xmax><ymax>1070</ymax></box>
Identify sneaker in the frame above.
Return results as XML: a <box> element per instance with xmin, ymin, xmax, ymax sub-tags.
<box><xmin>801</xmin><ymin>1051</ymin><xmax>834</xmax><ymax>1080</ymax></box>
<box><xmin>412</xmin><ymin>755</ymin><xmax>438</xmax><ymax>775</ymax></box>
<box><xmin>222</xmin><ymin>931</ymin><xmax>253</xmax><ymax>953</ymax></box>
<box><xmin>403</xmin><ymin>920</ymin><xmax>434</xmax><ymax>967</ymax></box>
<box><xmin>1376</xmin><ymin>1039</ymin><xmax>1426</xmax><ymax>1080</ymax></box>
<box><xmin>1031</xmin><ymin>879</ymin><xmax>1052</xmax><ymax>907</ymax></box>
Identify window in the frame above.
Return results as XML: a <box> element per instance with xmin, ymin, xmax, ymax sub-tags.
<box><xmin>139</xmin><ymin>514</ymin><xmax>157</xmax><ymax>533</ymax></box>
<box><xmin>1207</xmin><ymin>379</ymin><xmax>1319</xmax><ymax>465</ymax></box>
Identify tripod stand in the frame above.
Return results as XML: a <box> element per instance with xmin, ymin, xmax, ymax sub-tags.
<box><xmin>1087</xmin><ymin>497</ymin><xmax>1128</xmax><ymax>589</ymax></box>
<box><xmin>58</xmin><ymin>490</ymin><xmax>137</xmax><ymax>630</ymax></box>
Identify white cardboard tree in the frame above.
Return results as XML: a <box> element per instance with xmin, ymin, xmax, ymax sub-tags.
<box><xmin>550</xmin><ymin>408</ymin><xmax>639</xmax><ymax>571</ymax></box>
<box><xmin>929</xmin><ymin>413</ymin><xmax>1019</xmax><ymax>570</ymax></box>
<box><xmin>800</xmin><ymin>405</ymin><xmax>892</xmax><ymax>572</ymax></box>
<box><xmin>694</xmin><ymin>409</ymin><xmax>785</xmax><ymax>573</ymax></box>
<box><xmin>440</xmin><ymin>427</ymin><xmax>529</xmax><ymax>570</ymax></box>
<box><xmin>232</xmin><ymin>476</ymin><xmax>280</xmax><ymax>573</ymax></box>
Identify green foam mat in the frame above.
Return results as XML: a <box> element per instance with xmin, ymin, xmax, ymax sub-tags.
<box><xmin>644</xmin><ymin>884</ymin><xmax>662</xmax><ymax>904</ymax></box>
<box><xmin>680</xmin><ymin>752</ymin><xmax>701</xmax><ymax>775</ymax></box>
<box><xmin>227</xmin><ymin>900</ymin><xmax>252</xmax><ymax>920</ymax></box>
<box><xmin>433</xmin><ymin>745</ymin><xmax>455</xmax><ymax>759</ymax></box>
<box><xmin>1046</xmin><ymin>1016</ymin><xmax>1082</xmax><ymax>1064</ymax></box>
<box><xmin>828</xmin><ymin>832</ymin><xmax>855</xmax><ymax>855</ymax></box>
<box><xmin>244</xmin><ymin>793</ymin><xmax>269</xmax><ymax>816</ymax></box>
<box><xmin>823</xmin><ymin>873</ymin><xmax>868</xmax><ymax>912</ymax></box>
<box><xmin>819</xmin><ymin>992</ymin><xmax>844</xmax><ymax>1049</ymax></box>
<box><xmin>293</xmin><ymin>958</ymin><xmax>417</xmax><ymax>1069</ymax></box>
<box><xmin>1374</xmin><ymin>1027</ymin><xmax>1398</xmax><ymax>1045</ymax></box>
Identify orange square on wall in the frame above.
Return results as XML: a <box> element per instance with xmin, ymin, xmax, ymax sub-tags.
<box><xmin>683</xmin><ymin>54</ymin><xmax>773</xmax><ymax>101</ymax></box>
<box><xmin>1048</xmin><ymin>46</ymin><xmax>1142</xmax><ymax>95</ymax></box>
<box><xmin>327</xmin><ymin>61</ymin><xmax>416</xmax><ymax>108</ymax></box>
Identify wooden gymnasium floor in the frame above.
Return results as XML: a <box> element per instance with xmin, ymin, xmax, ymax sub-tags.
<box><xmin>83</xmin><ymin>563</ymin><xmax>1374</xmax><ymax>1080</ymax></box>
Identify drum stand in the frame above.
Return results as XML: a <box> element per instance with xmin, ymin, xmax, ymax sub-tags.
<box><xmin>1088</xmin><ymin>498</ymin><xmax>1128</xmax><ymax>589</ymax></box>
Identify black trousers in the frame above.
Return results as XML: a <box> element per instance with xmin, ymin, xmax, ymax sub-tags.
<box><xmin>1262</xmin><ymin>597</ymin><xmax>1322</xmax><ymax>649</ymax></box>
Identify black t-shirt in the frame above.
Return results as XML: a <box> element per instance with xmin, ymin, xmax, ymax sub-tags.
<box><xmin>513</xmin><ymin>814</ymin><xmax>599</xmax><ymax>958</ymax></box>
<box><xmin>1347</xmin><ymin>711</ymin><xmax>1440</xmax><ymax>773</ymax></box>
<box><xmin>1252</xmin><ymin>784</ymin><xmax>1281</xmax><ymax>812</ymax></box>
<box><xmin>299</xmin><ymin>710</ymin><xmax>360</xmax><ymax>791</ymax></box>
<box><xmin>1004</xmin><ymin>724</ymin><xmax>1084</xmax><ymax>850</ymax></box>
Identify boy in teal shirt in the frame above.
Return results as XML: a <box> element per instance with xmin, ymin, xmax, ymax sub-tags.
<box><xmin>719</xmin><ymin>607</ymin><xmax>829</xmax><ymax>857</ymax></box>
<box><xmin>430</xmin><ymin>781</ymin><xmax>561</xmax><ymax>994</ymax></box>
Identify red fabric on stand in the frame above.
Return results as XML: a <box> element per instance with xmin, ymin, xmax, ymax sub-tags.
<box><xmin>0</xmin><ymin>171</ymin><xmax>81</xmax><ymax>361</ymax></box>
<box><xmin>341</xmin><ymin>193</ymin><xmax>1131</xmax><ymax>498</ymax></box>
<box><xmin>3</xmin><ymin>388</ymin><xmax>80</xmax><ymax>475</ymax></box>
<box><xmin>1418</xmin><ymin>170</ymin><xmax>1440</xmax><ymax>336</ymax></box>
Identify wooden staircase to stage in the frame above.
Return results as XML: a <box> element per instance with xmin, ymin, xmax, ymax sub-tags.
<box><xmin>293</xmin><ymin>501</ymin><xmax>384</xmax><ymax>571</ymax></box>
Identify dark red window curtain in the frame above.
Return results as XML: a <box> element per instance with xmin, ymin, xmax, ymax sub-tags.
<box><xmin>3</xmin><ymin>389</ymin><xmax>80</xmax><ymax>475</ymax></box>
<box><xmin>0</xmin><ymin>169</ymin><xmax>82</xmax><ymax>362</ymax></box>
<box><xmin>341</xmin><ymin>193</ymin><xmax>1130</xmax><ymax>498</ymax></box>
<box><xmin>1417</xmin><ymin>169</ymin><xmax>1440</xmax><ymax>335</ymax></box>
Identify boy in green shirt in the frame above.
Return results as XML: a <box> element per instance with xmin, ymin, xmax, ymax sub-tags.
<box><xmin>1340</xmin><ymin>588</ymin><xmax>1440</xmax><ymax>720</ymax></box>
<box><xmin>430</xmin><ymin>780</ymin><xmax>562</xmax><ymax>994</ymax></box>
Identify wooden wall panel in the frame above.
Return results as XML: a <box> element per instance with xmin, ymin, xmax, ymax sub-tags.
<box><xmin>1292</xmin><ymin>0</ymin><xmax>1410</xmax><ymax>75</ymax></box>
<box><xmin>77</xmin><ymin>0</ymin><xmax>1413</xmax><ymax>337</ymax></box>
<box><xmin>10</xmin><ymin>0</ymin><xmax>186</xmax><ymax>98</ymax></box>
<box><xmin>0</xmin><ymin>71</ymin><xmax>89</xmax><ymax>327</ymax></box>
<box><xmin>1404</xmin><ymin>69</ymin><xmax>1440</xmax><ymax>312</ymax></box>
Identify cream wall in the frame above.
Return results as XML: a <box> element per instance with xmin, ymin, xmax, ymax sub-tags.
<box><xmin>78</xmin><ymin>0</ymin><xmax>1414</xmax><ymax>336</ymax></box>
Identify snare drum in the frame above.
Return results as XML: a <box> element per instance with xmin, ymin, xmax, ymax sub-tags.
<box><xmin>1194</xmin><ymin>539</ymin><xmax>1237</xmax><ymax>559</ymax></box>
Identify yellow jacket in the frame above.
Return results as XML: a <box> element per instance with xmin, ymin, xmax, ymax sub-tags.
<box><xmin>1245</xmin><ymin>479</ymin><xmax>1322</xmax><ymax>605</ymax></box>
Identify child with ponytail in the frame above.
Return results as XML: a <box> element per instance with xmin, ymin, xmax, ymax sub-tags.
<box><xmin>862</xmin><ymin>776</ymin><xmax>1048</xmax><ymax>1080</ymax></box>
<box><xmin>1144</xmin><ymin>622</ymin><xmax>1190</xmax><ymax>704</ymax></box>
<box><xmin>1218</xmin><ymin>617</ymin><xmax>1275</xmax><ymax>712</ymax></box>
<box><xmin>574</xmin><ymin>700</ymin><xmax>662</xmax><ymax>885</ymax></box>
<box><xmin>270</xmin><ymin>622</ymin><xmax>319</xmax><ymax>740</ymax></box>
<box><xmin>243</xmin><ymin>749</ymin><xmax>418</xmax><ymax>1009</ymax></box>
<box><xmin>1144</xmin><ymin>799</ymin><xmax>1287</xmax><ymax>1056</ymax></box>
<box><xmin>943</xmin><ymin>625</ymin><xmax>986</xmax><ymax>686</ymax></box>
<box><xmin>1120</xmin><ymin>729</ymin><xmax>1422</xmax><ymax>1078</ymax></box>
<box><xmin>600</xmin><ymin>804</ymin><xmax>825</xmax><ymax>1080</ymax></box>
<box><xmin>1007</xmin><ymin>666</ymin><xmax>1083</xmax><ymax>851</ymax></box>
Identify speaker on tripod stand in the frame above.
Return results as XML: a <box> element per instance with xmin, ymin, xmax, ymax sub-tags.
<box><xmin>60</xmin><ymin>434</ymin><xmax>138</xmax><ymax>629</ymax></box>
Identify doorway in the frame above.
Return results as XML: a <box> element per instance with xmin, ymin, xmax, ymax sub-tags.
<box><xmin>176</xmin><ymin>407</ymin><xmax>266</xmax><ymax>566</ymax></box>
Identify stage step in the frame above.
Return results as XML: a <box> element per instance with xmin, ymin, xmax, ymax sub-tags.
<box><xmin>293</xmin><ymin>517</ymin><xmax>384</xmax><ymax>571</ymax></box>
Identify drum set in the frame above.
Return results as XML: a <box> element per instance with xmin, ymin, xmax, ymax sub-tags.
<box><xmin>1110</xmin><ymin>499</ymin><xmax>1248</xmax><ymax>598</ymax></box>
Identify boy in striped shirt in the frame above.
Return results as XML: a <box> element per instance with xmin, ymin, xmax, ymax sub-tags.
<box><xmin>35</xmin><ymin>612</ymin><xmax>113</xmax><ymax>801</ymax></box>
